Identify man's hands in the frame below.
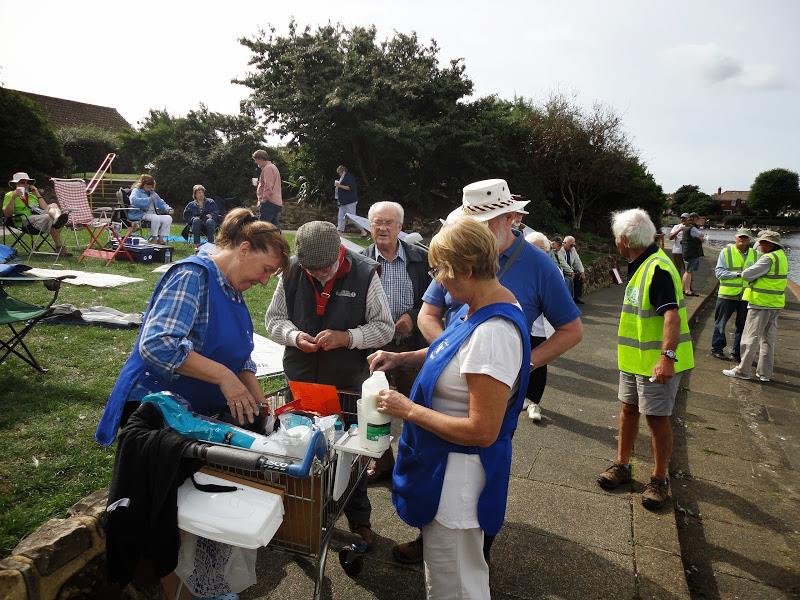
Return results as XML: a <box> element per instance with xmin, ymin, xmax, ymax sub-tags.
<box><xmin>296</xmin><ymin>329</ymin><xmax>350</xmax><ymax>352</ymax></box>
<box><xmin>651</xmin><ymin>356</ymin><xmax>676</xmax><ymax>384</ymax></box>
<box><xmin>394</xmin><ymin>314</ymin><xmax>413</xmax><ymax>337</ymax></box>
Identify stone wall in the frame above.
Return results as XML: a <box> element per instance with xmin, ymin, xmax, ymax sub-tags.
<box><xmin>0</xmin><ymin>489</ymin><xmax>160</xmax><ymax>600</ymax></box>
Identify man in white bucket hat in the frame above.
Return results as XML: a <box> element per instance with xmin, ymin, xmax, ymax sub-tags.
<box><xmin>393</xmin><ymin>179</ymin><xmax>584</xmax><ymax>565</ymax></box>
<box><xmin>3</xmin><ymin>172</ymin><xmax>70</xmax><ymax>253</ymax></box>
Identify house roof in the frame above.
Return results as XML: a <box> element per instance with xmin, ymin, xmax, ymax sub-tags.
<box><xmin>8</xmin><ymin>89</ymin><xmax>133</xmax><ymax>132</ymax></box>
<box><xmin>713</xmin><ymin>190</ymin><xmax>749</xmax><ymax>202</ymax></box>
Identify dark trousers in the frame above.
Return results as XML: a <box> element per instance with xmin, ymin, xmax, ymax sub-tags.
<box><xmin>526</xmin><ymin>335</ymin><xmax>548</xmax><ymax>405</ymax></box>
<box><xmin>190</xmin><ymin>216</ymin><xmax>216</xmax><ymax>245</ymax></box>
<box><xmin>573</xmin><ymin>276</ymin><xmax>584</xmax><ymax>301</ymax></box>
<box><xmin>259</xmin><ymin>202</ymin><xmax>281</xmax><ymax>230</ymax></box>
<box><xmin>711</xmin><ymin>297</ymin><xmax>749</xmax><ymax>360</ymax></box>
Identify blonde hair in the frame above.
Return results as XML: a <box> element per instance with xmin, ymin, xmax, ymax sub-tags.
<box><xmin>428</xmin><ymin>217</ymin><xmax>498</xmax><ymax>281</ymax></box>
<box><xmin>132</xmin><ymin>174</ymin><xmax>155</xmax><ymax>189</ymax></box>
<box><xmin>216</xmin><ymin>208</ymin><xmax>290</xmax><ymax>273</ymax></box>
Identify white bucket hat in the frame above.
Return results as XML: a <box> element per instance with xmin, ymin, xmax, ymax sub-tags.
<box><xmin>446</xmin><ymin>179</ymin><xmax>529</xmax><ymax>224</ymax></box>
<box><xmin>9</xmin><ymin>172</ymin><xmax>35</xmax><ymax>185</ymax></box>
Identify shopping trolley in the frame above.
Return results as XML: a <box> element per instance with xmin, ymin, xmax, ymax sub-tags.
<box><xmin>183</xmin><ymin>386</ymin><xmax>372</xmax><ymax>600</ymax></box>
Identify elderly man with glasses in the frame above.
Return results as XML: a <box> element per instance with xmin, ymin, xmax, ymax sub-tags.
<box><xmin>360</xmin><ymin>201</ymin><xmax>432</xmax><ymax>482</ymax></box>
<box><xmin>265</xmin><ymin>220</ymin><xmax>394</xmax><ymax>549</ymax></box>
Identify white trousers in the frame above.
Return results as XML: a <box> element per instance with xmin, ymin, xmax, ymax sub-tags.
<box><xmin>143</xmin><ymin>213</ymin><xmax>172</xmax><ymax>238</ymax></box>
<box><xmin>422</xmin><ymin>520</ymin><xmax>489</xmax><ymax>600</ymax></box>
<box><xmin>736</xmin><ymin>308</ymin><xmax>780</xmax><ymax>378</ymax></box>
<box><xmin>337</xmin><ymin>202</ymin><xmax>357</xmax><ymax>231</ymax></box>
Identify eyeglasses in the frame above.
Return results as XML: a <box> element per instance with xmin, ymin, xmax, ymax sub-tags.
<box><xmin>370</xmin><ymin>219</ymin><xmax>396</xmax><ymax>227</ymax></box>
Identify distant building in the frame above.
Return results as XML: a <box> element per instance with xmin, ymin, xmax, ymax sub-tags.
<box><xmin>712</xmin><ymin>187</ymin><xmax>749</xmax><ymax>215</ymax></box>
<box><xmin>6</xmin><ymin>88</ymin><xmax>132</xmax><ymax>132</ymax></box>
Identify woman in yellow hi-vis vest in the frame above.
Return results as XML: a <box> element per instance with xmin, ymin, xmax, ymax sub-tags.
<box><xmin>711</xmin><ymin>228</ymin><xmax>757</xmax><ymax>361</ymax></box>
<box><xmin>723</xmin><ymin>230</ymin><xmax>788</xmax><ymax>382</ymax></box>
<box><xmin>598</xmin><ymin>209</ymin><xmax>694</xmax><ymax>511</ymax></box>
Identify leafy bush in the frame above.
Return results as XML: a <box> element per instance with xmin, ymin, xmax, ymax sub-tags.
<box><xmin>0</xmin><ymin>88</ymin><xmax>67</xmax><ymax>183</ymax></box>
<box><xmin>55</xmin><ymin>125</ymin><xmax>133</xmax><ymax>174</ymax></box>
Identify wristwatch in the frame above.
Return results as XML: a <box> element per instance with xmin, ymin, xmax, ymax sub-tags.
<box><xmin>661</xmin><ymin>350</ymin><xmax>678</xmax><ymax>361</ymax></box>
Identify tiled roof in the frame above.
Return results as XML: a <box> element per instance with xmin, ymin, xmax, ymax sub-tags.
<box><xmin>713</xmin><ymin>190</ymin><xmax>749</xmax><ymax>202</ymax></box>
<box><xmin>7</xmin><ymin>89</ymin><xmax>132</xmax><ymax>132</ymax></box>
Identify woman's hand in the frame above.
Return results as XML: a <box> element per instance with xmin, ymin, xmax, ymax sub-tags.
<box><xmin>219</xmin><ymin>370</ymin><xmax>259</xmax><ymax>424</ymax></box>
<box><xmin>367</xmin><ymin>350</ymin><xmax>402</xmax><ymax>373</ymax></box>
<box><xmin>375</xmin><ymin>389</ymin><xmax>414</xmax><ymax>420</ymax></box>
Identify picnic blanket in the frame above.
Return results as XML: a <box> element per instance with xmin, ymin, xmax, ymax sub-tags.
<box><xmin>27</xmin><ymin>268</ymin><xmax>144</xmax><ymax>288</ymax></box>
<box><xmin>0</xmin><ymin>244</ymin><xmax>16</xmax><ymax>264</ymax></box>
<box><xmin>41</xmin><ymin>304</ymin><xmax>144</xmax><ymax>328</ymax></box>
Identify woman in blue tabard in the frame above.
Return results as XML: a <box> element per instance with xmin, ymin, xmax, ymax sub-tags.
<box><xmin>368</xmin><ymin>217</ymin><xmax>530</xmax><ymax>600</ymax></box>
<box><xmin>95</xmin><ymin>208</ymin><xmax>290</xmax><ymax>446</ymax></box>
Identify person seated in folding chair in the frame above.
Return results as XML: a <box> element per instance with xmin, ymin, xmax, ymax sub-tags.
<box><xmin>129</xmin><ymin>174</ymin><xmax>173</xmax><ymax>245</ymax></box>
<box><xmin>3</xmin><ymin>172</ymin><xmax>70</xmax><ymax>255</ymax></box>
<box><xmin>182</xmin><ymin>184</ymin><xmax>219</xmax><ymax>249</ymax></box>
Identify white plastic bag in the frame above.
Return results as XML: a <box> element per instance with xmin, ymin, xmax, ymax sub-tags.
<box><xmin>176</xmin><ymin>533</ymin><xmax>257</xmax><ymax>596</ymax></box>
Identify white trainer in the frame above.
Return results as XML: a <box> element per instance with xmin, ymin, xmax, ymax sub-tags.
<box><xmin>756</xmin><ymin>374</ymin><xmax>771</xmax><ymax>382</ymax></box>
<box><xmin>522</xmin><ymin>397</ymin><xmax>531</xmax><ymax>409</ymax></box>
<box><xmin>528</xmin><ymin>404</ymin><xmax>542</xmax><ymax>422</ymax></box>
<box><xmin>722</xmin><ymin>368</ymin><xmax>751</xmax><ymax>380</ymax></box>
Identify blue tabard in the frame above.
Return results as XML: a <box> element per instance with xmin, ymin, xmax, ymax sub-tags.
<box><xmin>95</xmin><ymin>255</ymin><xmax>254</xmax><ymax>446</ymax></box>
<box><xmin>392</xmin><ymin>302</ymin><xmax>531</xmax><ymax>536</ymax></box>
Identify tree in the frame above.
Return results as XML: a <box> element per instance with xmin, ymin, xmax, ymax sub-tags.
<box><xmin>118</xmin><ymin>106</ymin><xmax>270</xmax><ymax>214</ymax></box>
<box><xmin>748</xmin><ymin>168</ymin><xmax>800</xmax><ymax>217</ymax></box>
<box><xmin>671</xmin><ymin>184</ymin><xmax>715</xmax><ymax>216</ymax></box>
<box><xmin>55</xmin><ymin>125</ymin><xmax>127</xmax><ymax>174</ymax></box>
<box><xmin>0</xmin><ymin>88</ymin><xmax>66</xmax><ymax>184</ymax></box>
<box><xmin>526</xmin><ymin>94</ymin><xmax>637</xmax><ymax>229</ymax></box>
<box><xmin>236</xmin><ymin>22</ymin><xmax>475</xmax><ymax>209</ymax></box>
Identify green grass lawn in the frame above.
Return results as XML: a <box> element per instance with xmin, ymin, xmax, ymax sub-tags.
<box><xmin>0</xmin><ymin>226</ymin><xmax>294</xmax><ymax>556</ymax></box>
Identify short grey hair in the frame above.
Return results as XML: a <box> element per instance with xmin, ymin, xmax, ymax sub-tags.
<box><xmin>611</xmin><ymin>208</ymin><xmax>656</xmax><ymax>249</ymax></box>
<box><xmin>368</xmin><ymin>201</ymin><xmax>404</xmax><ymax>225</ymax></box>
<box><xmin>252</xmin><ymin>149</ymin><xmax>269</xmax><ymax>160</ymax></box>
<box><xmin>563</xmin><ymin>235</ymin><xmax>576</xmax><ymax>245</ymax></box>
<box><xmin>525</xmin><ymin>230</ymin><xmax>550</xmax><ymax>251</ymax></box>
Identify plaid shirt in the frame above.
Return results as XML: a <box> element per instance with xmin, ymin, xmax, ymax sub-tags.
<box><xmin>373</xmin><ymin>243</ymin><xmax>414</xmax><ymax>322</ymax></box>
<box><xmin>128</xmin><ymin>258</ymin><xmax>256</xmax><ymax>402</ymax></box>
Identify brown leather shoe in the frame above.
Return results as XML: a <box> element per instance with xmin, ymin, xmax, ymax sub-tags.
<box><xmin>367</xmin><ymin>449</ymin><xmax>395</xmax><ymax>484</ymax></box>
<box><xmin>392</xmin><ymin>537</ymin><xmax>423</xmax><ymax>564</ymax></box>
<box><xmin>351</xmin><ymin>524</ymin><xmax>375</xmax><ymax>549</ymax></box>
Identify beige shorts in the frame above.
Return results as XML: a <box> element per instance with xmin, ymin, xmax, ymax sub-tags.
<box><xmin>25</xmin><ymin>213</ymin><xmax>54</xmax><ymax>234</ymax></box>
<box><xmin>618</xmin><ymin>371</ymin><xmax>682</xmax><ymax>416</ymax></box>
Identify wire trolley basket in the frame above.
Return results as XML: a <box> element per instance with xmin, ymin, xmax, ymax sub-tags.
<box><xmin>184</xmin><ymin>386</ymin><xmax>370</xmax><ymax>600</ymax></box>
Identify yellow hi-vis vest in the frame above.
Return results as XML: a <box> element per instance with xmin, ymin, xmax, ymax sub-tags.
<box><xmin>618</xmin><ymin>248</ymin><xmax>694</xmax><ymax>375</ymax></box>
<box><xmin>718</xmin><ymin>244</ymin><xmax>757</xmax><ymax>299</ymax></box>
<box><xmin>742</xmin><ymin>249</ymin><xmax>788</xmax><ymax>309</ymax></box>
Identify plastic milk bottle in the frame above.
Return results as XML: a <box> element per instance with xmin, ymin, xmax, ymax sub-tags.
<box><xmin>359</xmin><ymin>371</ymin><xmax>392</xmax><ymax>452</ymax></box>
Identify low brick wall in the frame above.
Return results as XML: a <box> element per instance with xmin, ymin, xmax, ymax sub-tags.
<box><xmin>0</xmin><ymin>490</ymin><xmax>160</xmax><ymax>600</ymax></box>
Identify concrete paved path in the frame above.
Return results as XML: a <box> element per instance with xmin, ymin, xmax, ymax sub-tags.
<box><xmin>242</xmin><ymin>252</ymin><xmax>798</xmax><ymax>599</ymax></box>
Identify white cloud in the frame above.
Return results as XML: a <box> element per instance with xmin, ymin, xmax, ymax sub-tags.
<box><xmin>662</xmin><ymin>42</ymin><xmax>787</xmax><ymax>90</ymax></box>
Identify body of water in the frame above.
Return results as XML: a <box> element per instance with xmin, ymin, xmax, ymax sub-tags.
<box><xmin>661</xmin><ymin>227</ymin><xmax>799</xmax><ymax>283</ymax></box>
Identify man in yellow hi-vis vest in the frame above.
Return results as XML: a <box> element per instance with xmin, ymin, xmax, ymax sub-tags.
<box><xmin>711</xmin><ymin>228</ymin><xmax>757</xmax><ymax>361</ymax></box>
<box><xmin>598</xmin><ymin>209</ymin><xmax>694</xmax><ymax>511</ymax></box>
<box><xmin>723</xmin><ymin>230</ymin><xmax>788</xmax><ymax>382</ymax></box>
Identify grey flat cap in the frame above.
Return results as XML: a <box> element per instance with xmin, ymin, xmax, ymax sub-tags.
<box><xmin>296</xmin><ymin>221</ymin><xmax>342</xmax><ymax>269</ymax></box>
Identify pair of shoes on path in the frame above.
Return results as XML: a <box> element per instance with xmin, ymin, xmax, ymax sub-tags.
<box><xmin>597</xmin><ymin>462</ymin><xmax>670</xmax><ymax>510</ymax></box>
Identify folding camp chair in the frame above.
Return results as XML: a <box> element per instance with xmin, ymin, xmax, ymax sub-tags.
<box><xmin>2</xmin><ymin>215</ymin><xmax>31</xmax><ymax>255</ymax></box>
<box><xmin>112</xmin><ymin>187</ymin><xmax>149</xmax><ymax>240</ymax></box>
<box><xmin>0</xmin><ymin>270</ymin><xmax>75</xmax><ymax>372</ymax></box>
<box><xmin>51</xmin><ymin>178</ymin><xmax>134</xmax><ymax>266</ymax></box>
<box><xmin>2</xmin><ymin>213</ymin><xmax>63</xmax><ymax>262</ymax></box>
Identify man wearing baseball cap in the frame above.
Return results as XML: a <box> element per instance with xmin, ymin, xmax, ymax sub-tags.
<box><xmin>711</xmin><ymin>229</ymin><xmax>757</xmax><ymax>361</ymax></box>
<box><xmin>667</xmin><ymin>213</ymin><xmax>690</xmax><ymax>274</ymax></box>
<box><xmin>395</xmin><ymin>179</ymin><xmax>583</xmax><ymax>564</ymax></box>
<box><xmin>265</xmin><ymin>220</ymin><xmax>394</xmax><ymax>547</ymax></box>
<box><xmin>723</xmin><ymin>230</ymin><xmax>788</xmax><ymax>382</ymax></box>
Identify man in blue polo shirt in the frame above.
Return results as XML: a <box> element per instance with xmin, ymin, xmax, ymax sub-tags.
<box><xmin>395</xmin><ymin>178</ymin><xmax>584</xmax><ymax>564</ymax></box>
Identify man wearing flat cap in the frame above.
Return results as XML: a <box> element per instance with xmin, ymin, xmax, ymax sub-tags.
<box><xmin>723</xmin><ymin>230</ymin><xmax>788</xmax><ymax>382</ymax></box>
<box><xmin>711</xmin><ymin>229</ymin><xmax>757</xmax><ymax>361</ymax></box>
<box><xmin>265</xmin><ymin>220</ymin><xmax>394</xmax><ymax>547</ymax></box>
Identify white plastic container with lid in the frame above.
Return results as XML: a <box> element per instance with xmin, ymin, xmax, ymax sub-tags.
<box><xmin>358</xmin><ymin>370</ymin><xmax>392</xmax><ymax>453</ymax></box>
<box><xmin>177</xmin><ymin>471</ymin><xmax>284</xmax><ymax>549</ymax></box>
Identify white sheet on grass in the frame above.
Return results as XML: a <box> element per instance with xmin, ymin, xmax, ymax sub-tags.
<box><xmin>252</xmin><ymin>333</ymin><xmax>284</xmax><ymax>377</ymax></box>
<box><xmin>27</xmin><ymin>268</ymin><xmax>144</xmax><ymax>287</ymax></box>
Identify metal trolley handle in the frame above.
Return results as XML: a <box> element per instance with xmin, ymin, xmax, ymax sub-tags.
<box><xmin>187</xmin><ymin>430</ymin><xmax>328</xmax><ymax>479</ymax></box>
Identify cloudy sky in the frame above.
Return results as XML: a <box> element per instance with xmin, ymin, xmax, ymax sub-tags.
<box><xmin>1</xmin><ymin>0</ymin><xmax>797</xmax><ymax>194</ymax></box>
